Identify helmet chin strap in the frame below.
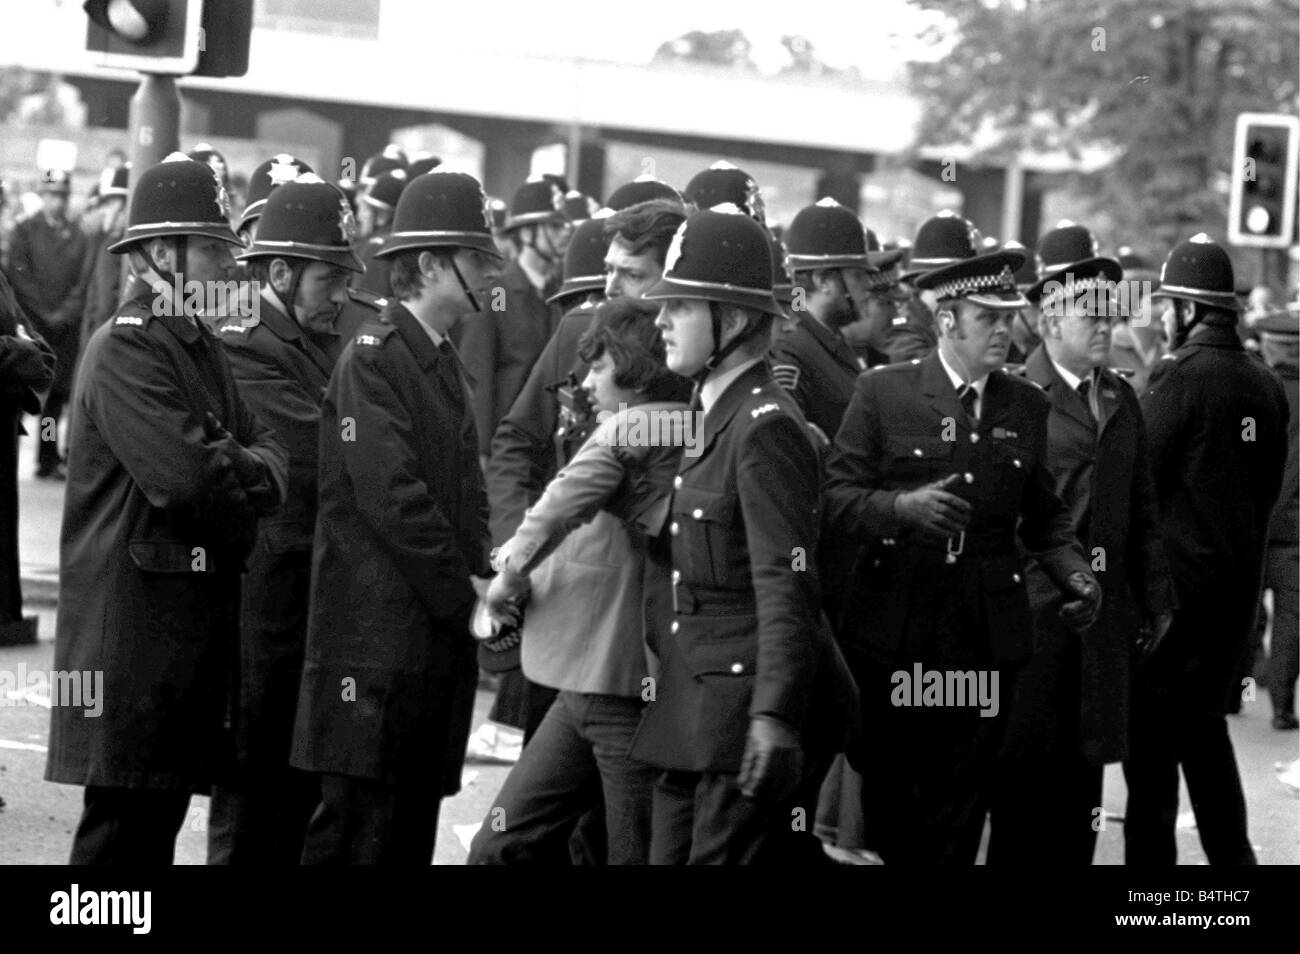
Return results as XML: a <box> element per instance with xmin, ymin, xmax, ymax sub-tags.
<box><xmin>1172</xmin><ymin>300</ymin><xmax>1206</xmax><ymax>349</ymax></box>
<box><xmin>142</xmin><ymin>236</ymin><xmax>187</xmax><ymax>317</ymax></box>
<box><xmin>695</xmin><ymin>301</ymin><xmax>757</xmax><ymax>386</ymax></box>
<box><xmin>450</xmin><ymin>255</ymin><xmax>481</xmax><ymax>313</ymax></box>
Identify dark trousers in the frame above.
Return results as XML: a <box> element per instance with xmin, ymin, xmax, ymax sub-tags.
<box><xmin>648</xmin><ymin>757</ymin><xmax>830</xmax><ymax>865</ymax></box>
<box><xmin>1123</xmin><ymin>688</ymin><xmax>1256</xmax><ymax>865</ymax></box>
<box><xmin>1265</xmin><ymin>544</ymin><xmax>1299</xmax><ymax>716</ymax></box>
<box><xmin>988</xmin><ymin>754</ymin><xmax>1104</xmax><ymax>865</ymax></box>
<box><xmin>35</xmin><ymin>390</ymin><xmax>65</xmax><ymax>470</ymax></box>
<box><xmin>848</xmin><ymin>650</ymin><xmax>1014</xmax><ymax>866</ymax></box>
<box><xmin>299</xmin><ymin>772</ymin><xmax>443</xmax><ymax>865</ymax></box>
<box><xmin>207</xmin><ymin>765</ymin><xmax>319</xmax><ymax>865</ymax></box>
<box><xmin>469</xmin><ymin>691</ymin><xmax>651</xmax><ymax>864</ymax></box>
<box><xmin>69</xmin><ymin>786</ymin><xmax>191</xmax><ymax>864</ymax></box>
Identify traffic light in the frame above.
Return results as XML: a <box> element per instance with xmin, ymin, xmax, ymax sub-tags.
<box><xmin>1228</xmin><ymin>112</ymin><xmax>1299</xmax><ymax>249</ymax></box>
<box><xmin>84</xmin><ymin>0</ymin><xmax>252</xmax><ymax>77</ymax></box>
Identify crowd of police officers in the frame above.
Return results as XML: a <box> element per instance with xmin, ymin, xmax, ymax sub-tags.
<box><xmin>18</xmin><ymin>140</ymin><xmax>1297</xmax><ymax>865</ymax></box>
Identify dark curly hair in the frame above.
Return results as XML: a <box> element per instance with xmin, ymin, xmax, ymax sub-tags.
<box><xmin>578</xmin><ymin>298</ymin><xmax>691</xmax><ymax>404</ymax></box>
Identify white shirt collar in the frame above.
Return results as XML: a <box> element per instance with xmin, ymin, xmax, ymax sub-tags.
<box><xmin>937</xmin><ymin>346</ymin><xmax>989</xmax><ymax>398</ymax></box>
<box><xmin>702</xmin><ymin>357</ymin><xmax>763</xmax><ymax>415</ymax></box>
<box><xmin>412</xmin><ymin>314</ymin><xmax>446</xmax><ymax>348</ymax></box>
<box><xmin>1047</xmin><ymin>353</ymin><xmax>1087</xmax><ymax>391</ymax></box>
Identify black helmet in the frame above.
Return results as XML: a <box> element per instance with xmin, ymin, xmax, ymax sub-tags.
<box><xmin>1036</xmin><ymin>220</ymin><xmax>1110</xmax><ymax>277</ymax></box>
<box><xmin>902</xmin><ymin>211</ymin><xmax>982</xmax><ymax>280</ymax></box>
<box><xmin>241</xmin><ymin>154</ymin><xmax>314</xmax><ymax>231</ymax></box>
<box><xmin>360</xmin><ymin>144</ymin><xmax>409</xmax><ymax>186</ymax></box>
<box><xmin>374</xmin><ymin>171</ymin><xmax>501</xmax><ymax>260</ymax></box>
<box><xmin>784</xmin><ymin>198</ymin><xmax>870</xmax><ymax>271</ymax></box>
<box><xmin>362</xmin><ymin>169</ymin><xmax>410</xmax><ymax>213</ymax></box>
<box><xmin>505</xmin><ymin>178</ymin><xmax>567</xmax><ymax>230</ymax></box>
<box><xmin>547</xmin><ymin>214</ymin><xmax>611</xmax><ymax>304</ymax></box>
<box><xmin>1151</xmin><ymin>233</ymin><xmax>1239</xmax><ymax>311</ymax></box>
<box><xmin>684</xmin><ymin>161</ymin><xmax>764</xmax><ymax>223</ymax></box>
<box><xmin>110</xmin><ymin>153</ymin><xmax>240</xmax><ymax>254</ymax></box>
<box><xmin>642</xmin><ymin>206</ymin><xmax>781</xmax><ymax>318</ymax></box>
<box><xmin>238</xmin><ymin>174</ymin><xmax>363</xmax><ymax>273</ymax></box>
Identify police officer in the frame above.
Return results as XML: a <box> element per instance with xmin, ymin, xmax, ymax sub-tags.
<box><xmin>355</xmin><ymin>168</ymin><xmax>409</xmax><ymax>298</ymax></box>
<box><xmin>884</xmin><ymin>211</ymin><xmax>984</xmax><ymax>364</ymax></box>
<box><xmin>824</xmin><ymin>245</ymin><xmax>1100</xmax><ymax>865</ymax></box>
<box><xmin>840</xmin><ymin>227</ymin><xmax>909</xmax><ymax>369</ymax></box>
<box><xmin>237</xmin><ymin>153</ymin><xmax>314</xmax><ymax>246</ymax></box>
<box><xmin>1124</xmin><ymin>234</ymin><xmax>1289</xmax><ymax>865</ymax></box>
<box><xmin>45</xmin><ymin>154</ymin><xmax>288</xmax><ymax>864</ymax></box>
<box><xmin>79</xmin><ymin>164</ymin><xmax>131</xmax><ymax>346</ymax></box>
<box><xmin>683</xmin><ymin>161</ymin><xmax>765</xmax><ymax>223</ymax></box>
<box><xmin>6</xmin><ymin>168</ymin><xmax>87</xmax><ymax>478</ymax></box>
<box><xmin>455</xmin><ymin>178</ymin><xmax>571</xmax><ymax>465</ymax></box>
<box><xmin>768</xmin><ymin>197</ymin><xmax>876</xmax><ymax>440</ymax></box>
<box><xmin>1000</xmin><ymin>239</ymin><xmax>1042</xmax><ymax>366</ymax></box>
<box><xmin>291</xmin><ymin>171</ymin><xmax>500</xmax><ymax>864</ymax></box>
<box><xmin>210</xmin><ymin>174</ymin><xmax>363</xmax><ymax>865</ymax></box>
<box><xmin>631</xmin><ymin>206</ymin><xmax>857</xmax><ymax>864</ymax></box>
<box><xmin>989</xmin><ymin>252</ymin><xmax>1176</xmax><ymax>864</ymax></box>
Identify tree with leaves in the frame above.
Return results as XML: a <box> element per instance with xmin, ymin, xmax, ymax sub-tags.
<box><xmin>906</xmin><ymin>0</ymin><xmax>1300</xmax><ymax>257</ymax></box>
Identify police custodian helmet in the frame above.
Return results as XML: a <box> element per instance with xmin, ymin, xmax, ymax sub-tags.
<box><xmin>109</xmin><ymin>153</ymin><xmax>241</xmax><ymax>254</ymax></box>
<box><xmin>238</xmin><ymin>174</ymin><xmax>364</xmax><ymax>273</ymax></box>
<box><xmin>373</xmin><ymin>171</ymin><xmax>502</xmax><ymax>260</ymax></box>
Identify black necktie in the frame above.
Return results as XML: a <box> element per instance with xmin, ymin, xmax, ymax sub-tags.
<box><xmin>437</xmin><ymin>339</ymin><xmax>468</xmax><ymax>403</ymax></box>
<box><xmin>959</xmin><ymin>384</ymin><xmax>978</xmax><ymax>425</ymax></box>
<box><xmin>1077</xmin><ymin>377</ymin><xmax>1097</xmax><ymax>426</ymax></box>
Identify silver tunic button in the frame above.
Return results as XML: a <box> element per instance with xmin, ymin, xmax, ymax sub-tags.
<box><xmin>670</xmin><ymin>621</ymin><xmax>679</xmax><ymax>634</ymax></box>
<box><xmin>1012</xmin><ymin>573</ymin><xmax>1021</xmax><ymax>583</ymax></box>
<box><xmin>730</xmin><ymin>662</ymin><xmax>743</xmax><ymax>674</ymax></box>
<box><xmin>692</xmin><ymin>508</ymin><xmax>704</xmax><ymax>519</ymax></box>
<box><xmin>673</xmin><ymin>476</ymin><xmax>683</xmax><ymax>489</ymax></box>
<box><xmin>964</xmin><ymin>472</ymin><xmax>974</xmax><ymax>484</ymax></box>
<box><xmin>1013</xmin><ymin>458</ymin><xmax>1022</xmax><ymax>468</ymax></box>
<box><xmin>669</xmin><ymin>522</ymin><xmax>679</xmax><ymax>536</ymax></box>
<box><xmin>671</xmin><ymin>570</ymin><xmax>681</xmax><ymax>584</ymax></box>
<box><xmin>970</xmin><ymin>432</ymin><xmax>980</xmax><ymax>443</ymax></box>
<box><xmin>913</xmin><ymin>448</ymin><xmax>923</xmax><ymax>457</ymax></box>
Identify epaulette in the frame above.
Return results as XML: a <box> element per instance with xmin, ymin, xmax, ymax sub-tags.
<box><xmin>770</xmin><ymin>363</ymin><xmax>800</xmax><ymax>391</ymax></box>
<box><xmin>353</xmin><ymin>323</ymin><xmax>397</xmax><ymax>348</ymax></box>
<box><xmin>347</xmin><ymin>287</ymin><xmax>387</xmax><ymax>313</ymax></box>
<box><xmin>218</xmin><ymin>306</ymin><xmax>262</xmax><ymax>336</ymax></box>
<box><xmin>112</xmin><ymin>305</ymin><xmax>153</xmax><ymax>330</ymax></box>
<box><xmin>1111</xmin><ymin>366</ymin><xmax>1135</xmax><ymax>378</ymax></box>
<box><xmin>870</xmin><ymin>358</ymin><xmax>919</xmax><ymax>374</ymax></box>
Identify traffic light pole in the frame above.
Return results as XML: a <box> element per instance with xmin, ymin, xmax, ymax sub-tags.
<box><xmin>128</xmin><ymin>73</ymin><xmax>181</xmax><ymax>178</ymax></box>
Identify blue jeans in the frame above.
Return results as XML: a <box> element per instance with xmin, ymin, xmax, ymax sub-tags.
<box><xmin>468</xmin><ymin>691</ymin><xmax>653</xmax><ymax>864</ymax></box>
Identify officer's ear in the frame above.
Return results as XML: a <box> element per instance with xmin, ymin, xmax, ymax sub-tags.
<box><xmin>267</xmin><ymin>258</ymin><xmax>294</xmax><ymax>296</ymax></box>
<box><xmin>144</xmin><ymin>236</ymin><xmax>178</xmax><ymax>272</ymax></box>
<box><xmin>937</xmin><ymin>308</ymin><xmax>956</xmax><ymax>336</ymax></box>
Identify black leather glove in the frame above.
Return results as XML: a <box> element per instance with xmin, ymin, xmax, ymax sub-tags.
<box><xmin>205</xmin><ymin>411</ymin><xmax>271</xmax><ymax>491</ymax></box>
<box><xmin>893</xmin><ymin>474</ymin><xmax>972</xmax><ymax>539</ymax></box>
<box><xmin>738</xmin><ymin>716</ymin><xmax>803</xmax><ymax>805</ymax></box>
<box><xmin>0</xmin><ymin>335</ymin><xmax>51</xmax><ymax>388</ymax></box>
<box><xmin>1060</xmin><ymin>571</ymin><xmax>1102</xmax><ymax>633</ymax></box>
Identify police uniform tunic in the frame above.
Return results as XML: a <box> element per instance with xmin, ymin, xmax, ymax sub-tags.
<box><xmin>768</xmin><ymin>313</ymin><xmax>865</xmax><ymax>439</ymax></box>
<box><xmin>291</xmin><ymin>302</ymin><xmax>489</xmax><ymax>862</ymax></box>
<box><xmin>46</xmin><ymin>297</ymin><xmax>288</xmax><ymax>793</ymax></box>
<box><xmin>630</xmin><ymin>360</ymin><xmax>858</xmax><ymax>864</ymax></box>
<box><xmin>823</xmin><ymin>349</ymin><xmax>1089</xmax><ymax>864</ymax></box>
